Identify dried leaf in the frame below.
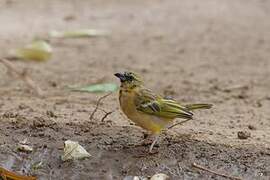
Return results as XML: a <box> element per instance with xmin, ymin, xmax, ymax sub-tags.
<box><xmin>0</xmin><ymin>167</ymin><xmax>37</xmax><ymax>180</ymax></box>
<box><xmin>49</xmin><ymin>29</ymin><xmax>109</xmax><ymax>38</ymax></box>
<box><xmin>150</xmin><ymin>173</ymin><xmax>170</xmax><ymax>180</ymax></box>
<box><xmin>123</xmin><ymin>176</ymin><xmax>147</xmax><ymax>180</ymax></box>
<box><xmin>15</xmin><ymin>40</ymin><xmax>52</xmax><ymax>61</ymax></box>
<box><xmin>61</xmin><ymin>140</ymin><xmax>91</xmax><ymax>161</ymax></box>
<box><xmin>72</xmin><ymin>83</ymin><xmax>118</xmax><ymax>93</ymax></box>
<box><xmin>17</xmin><ymin>139</ymin><xmax>33</xmax><ymax>153</ymax></box>
<box><xmin>17</xmin><ymin>144</ymin><xmax>33</xmax><ymax>153</ymax></box>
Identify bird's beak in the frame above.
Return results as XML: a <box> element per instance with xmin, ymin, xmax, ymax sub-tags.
<box><xmin>114</xmin><ymin>73</ymin><xmax>126</xmax><ymax>82</ymax></box>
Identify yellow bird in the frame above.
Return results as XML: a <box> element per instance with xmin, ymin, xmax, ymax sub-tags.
<box><xmin>115</xmin><ymin>72</ymin><xmax>212</xmax><ymax>152</ymax></box>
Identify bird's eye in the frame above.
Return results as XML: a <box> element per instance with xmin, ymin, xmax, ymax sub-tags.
<box><xmin>127</xmin><ymin>75</ymin><xmax>134</xmax><ymax>81</ymax></box>
<box><xmin>124</xmin><ymin>72</ymin><xmax>135</xmax><ymax>82</ymax></box>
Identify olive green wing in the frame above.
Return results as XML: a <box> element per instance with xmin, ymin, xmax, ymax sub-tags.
<box><xmin>134</xmin><ymin>88</ymin><xmax>193</xmax><ymax>119</ymax></box>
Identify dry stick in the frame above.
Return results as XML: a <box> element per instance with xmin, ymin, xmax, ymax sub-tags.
<box><xmin>168</xmin><ymin>119</ymin><xmax>192</xmax><ymax>129</ymax></box>
<box><xmin>101</xmin><ymin>110</ymin><xmax>115</xmax><ymax>122</ymax></box>
<box><xmin>89</xmin><ymin>92</ymin><xmax>112</xmax><ymax>120</ymax></box>
<box><xmin>192</xmin><ymin>162</ymin><xmax>242</xmax><ymax>180</ymax></box>
<box><xmin>0</xmin><ymin>58</ymin><xmax>44</xmax><ymax>97</ymax></box>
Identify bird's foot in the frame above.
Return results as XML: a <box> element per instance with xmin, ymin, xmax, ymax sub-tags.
<box><xmin>149</xmin><ymin>134</ymin><xmax>159</xmax><ymax>153</ymax></box>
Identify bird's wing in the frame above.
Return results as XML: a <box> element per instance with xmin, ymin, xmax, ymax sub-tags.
<box><xmin>134</xmin><ymin>88</ymin><xmax>193</xmax><ymax>119</ymax></box>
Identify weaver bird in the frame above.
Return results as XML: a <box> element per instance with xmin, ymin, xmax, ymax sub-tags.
<box><xmin>115</xmin><ymin>72</ymin><xmax>212</xmax><ymax>152</ymax></box>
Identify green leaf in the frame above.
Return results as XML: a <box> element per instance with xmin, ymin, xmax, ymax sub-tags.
<box><xmin>15</xmin><ymin>40</ymin><xmax>52</xmax><ymax>62</ymax></box>
<box><xmin>72</xmin><ymin>83</ymin><xmax>118</xmax><ymax>93</ymax></box>
<box><xmin>49</xmin><ymin>29</ymin><xmax>110</xmax><ymax>38</ymax></box>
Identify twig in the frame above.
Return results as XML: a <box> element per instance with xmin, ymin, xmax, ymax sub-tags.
<box><xmin>101</xmin><ymin>110</ymin><xmax>115</xmax><ymax>122</ymax></box>
<box><xmin>223</xmin><ymin>84</ymin><xmax>249</xmax><ymax>92</ymax></box>
<box><xmin>177</xmin><ymin>162</ymin><xmax>182</xmax><ymax>177</ymax></box>
<box><xmin>89</xmin><ymin>92</ymin><xmax>112</xmax><ymax>120</ymax></box>
<box><xmin>192</xmin><ymin>162</ymin><xmax>242</xmax><ymax>180</ymax></box>
<box><xmin>168</xmin><ymin>119</ymin><xmax>192</xmax><ymax>129</ymax></box>
<box><xmin>22</xmin><ymin>69</ymin><xmax>44</xmax><ymax>97</ymax></box>
<box><xmin>0</xmin><ymin>58</ymin><xmax>44</xmax><ymax>97</ymax></box>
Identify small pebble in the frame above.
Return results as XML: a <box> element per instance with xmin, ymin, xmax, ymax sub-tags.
<box><xmin>248</xmin><ymin>125</ymin><xmax>256</xmax><ymax>130</ymax></box>
<box><xmin>237</xmin><ymin>131</ymin><xmax>251</xmax><ymax>139</ymax></box>
<box><xmin>63</xmin><ymin>15</ymin><xmax>76</xmax><ymax>21</ymax></box>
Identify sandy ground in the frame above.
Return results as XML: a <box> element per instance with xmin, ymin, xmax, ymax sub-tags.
<box><xmin>0</xmin><ymin>0</ymin><xmax>270</xmax><ymax>179</ymax></box>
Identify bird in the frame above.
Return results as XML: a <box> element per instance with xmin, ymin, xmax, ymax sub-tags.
<box><xmin>114</xmin><ymin>71</ymin><xmax>212</xmax><ymax>152</ymax></box>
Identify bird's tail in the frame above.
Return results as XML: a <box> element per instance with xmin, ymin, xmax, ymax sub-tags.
<box><xmin>185</xmin><ymin>103</ymin><xmax>213</xmax><ymax>110</ymax></box>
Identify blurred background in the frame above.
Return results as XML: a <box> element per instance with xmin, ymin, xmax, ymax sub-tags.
<box><xmin>0</xmin><ymin>0</ymin><xmax>270</xmax><ymax>179</ymax></box>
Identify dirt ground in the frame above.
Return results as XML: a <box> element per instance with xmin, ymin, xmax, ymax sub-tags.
<box><xmin>0</xmin><ymin>0</ymin><xmax>270</xmax><ymax>179</ymax></box>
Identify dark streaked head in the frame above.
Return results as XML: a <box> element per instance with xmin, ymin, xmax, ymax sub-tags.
<box><xmin>114</xmin><ymin>71</ymin><xmax>143</xmax><ymax>87</ymax></box>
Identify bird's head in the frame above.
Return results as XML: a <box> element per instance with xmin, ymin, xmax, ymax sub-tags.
<box><xmin>114</xmin><ymin>71</ymin><xmax>143</xmax><ymax>89</ymax></box>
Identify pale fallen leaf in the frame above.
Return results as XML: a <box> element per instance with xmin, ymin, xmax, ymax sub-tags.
<box><xmin>150</xmin><ymin>173</ymin><xmax>170</xmax><ymax>180</ymax></box>
<box><xmin>49</xmin><ymin>29</ymin><xmax>110</xmax><ymax>38</ymax></box>
<box><xmin>17</xmin><ymin>138</ymin><xmax>33</xmax><ymax>153</ymax></box>
<box><xmin>14</xmin><ymin>40</ymin><xmax>52</xmax><ymax>62</ymax></box>
<box><xmin>17</xmin><ymin>144</ymin><xmax>33</xmax><ymax>153</ymax></box>
<box><xmin>71</xmin><ymin>83</ymin><xmax>118</xmax><ymax>93</ymax></box>
<box><xmin>61</xmin><ymin>140</ymin><xmax>91</xmax><ymax>161</ymax></box>
<box><xmin>123</xmin><ymin>176</ymin><xmax>146</xmax><ymax>180</ymax></box>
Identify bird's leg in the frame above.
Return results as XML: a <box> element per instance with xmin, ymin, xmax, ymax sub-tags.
<box><xmin>149</xmin><ymin>134</ymin><xmax>159</xmax><ymax>153</ymax></box>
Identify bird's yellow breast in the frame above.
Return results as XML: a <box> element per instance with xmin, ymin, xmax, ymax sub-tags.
<box><xmin>119</xmin><ymin>88</ymin><xmax>170</xmax><ymax>134</ymax></box>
